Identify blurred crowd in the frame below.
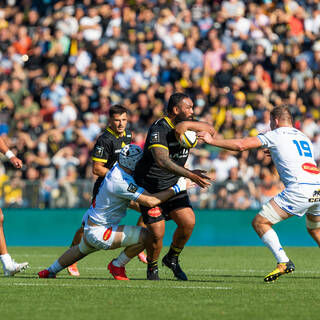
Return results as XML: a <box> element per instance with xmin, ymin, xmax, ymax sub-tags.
<box><xmin>0</xmin><ymin>0</ymin><xmax>320</xmax><ymax>209</ymax></box>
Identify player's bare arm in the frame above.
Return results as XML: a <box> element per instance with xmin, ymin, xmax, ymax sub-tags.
<box><xmin>92</xmin><ymin>161</ymin><xmax>109</xmax><ymax>177</ymax></box>
<box><xmin>198</xmin><ymin>132</ymin><xmax>262</xmax><ymax>151</ymax></box>
<box><xmin>0</xmin><ymin>137</ymin><xmax>23</xmax><ymax>169</ymax></box>
<box><xmin>151</xmin><ymin>146</ymin><xmax>211</xmax><ymax>188</ymax></box>
<box><xmin>175</xmin><ymin>121</ymin><xmax>215</xmax><ymax>140</ymax></box>
<box><xmin>136</xmin><ymin>178</ymin><xmax>193</xmax><ymax>208</ymax></box>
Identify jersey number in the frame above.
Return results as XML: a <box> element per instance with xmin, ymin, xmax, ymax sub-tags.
<box><xmin>293</xmin><ymin>140</ymin><xmax>312</xmax><ymax>157</ymax></box>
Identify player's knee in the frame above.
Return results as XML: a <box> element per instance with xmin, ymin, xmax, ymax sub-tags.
<box><xmin>252</xmin><ymin>214</ymin><xmax>265</xmax><ymax>231</ymax></box>
<box><xmin>79</xmin><ymin>237</ymin><xmax>96</xmax><ymax>255</ymax></box>
<box><xmin>175</xmin><ymin>212</ymin><xmax>195</xmax><ymax>231</ymax></box>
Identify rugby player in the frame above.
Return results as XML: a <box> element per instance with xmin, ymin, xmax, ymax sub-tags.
<box><xmin>198</xmin><ymin>106</ymin><xmax>320</xmax><ymax>282</ymax></box>
<box><xmin>0</xmin><ymin>137</ymin><xmax>28</xmax><ymax>276</ymax></box>
<box><xmin>38</xmin><ymin>144</ymin><xmax>191</xmax><ymax>280</ymax></box>
<box><xmin>67</xmin><ymin>105</ymin><xmax>147</xmax><ymax>276</ymax></box>
<box><xmin>134</xmin><ymin>92</ymin><xmax>214</xmax><ymax>280</ymax></box>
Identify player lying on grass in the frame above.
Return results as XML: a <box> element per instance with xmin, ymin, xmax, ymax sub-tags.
<box><xmin>198</xmin><ymin>106</ymin><xmax>320</xmax><ymax>282</ymax></box>
<box><xmin>38</xmin><ymin>144</ymin><xmax>193</xmax><ymax>280</ymax></box>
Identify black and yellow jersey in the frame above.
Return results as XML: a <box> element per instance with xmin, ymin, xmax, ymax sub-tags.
<box><xmin>91</xmin><ymin>127</ymin><xmax>132</xmax><ymax>197</ymax></box>
<box><xmin>134</xmin><ymin>117</ymin><xmax>189</xmax><ymax>193</ymax></box>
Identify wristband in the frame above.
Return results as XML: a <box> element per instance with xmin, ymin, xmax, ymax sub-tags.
<box><xmin>5</xmin><ymin>150</ymin><xmax>15</xmax><ymax>159</ymax></box>
<box><xmin>172</xmin><ymin>184</ymin><xmax>180</xmax><ymax>195</ymax></box>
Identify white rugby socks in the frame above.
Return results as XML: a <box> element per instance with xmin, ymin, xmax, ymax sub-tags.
<box><xmin>0</xmin><ymin>253</ymin><xmax>12</xmax><ymax>269</ymax></box>
<box><xmin>113</xmin><ymin>251</ymin><xmax>130</xmax><ymax>267</ymax></box>
<box><xmin>48</xmin><ymin>260</ymin><xmax>63</xmax><ymax>274</ymax></box>
<box><xmin>261</xmin><ymin>229</ymin><xmax>289</xmax><ymax>263</ymax></box>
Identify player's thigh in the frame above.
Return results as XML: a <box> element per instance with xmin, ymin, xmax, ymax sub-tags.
<box><xmin>253</xmin><ymin>200</ymin><xmax>292</xmax><ymax>227</ymax></box>
<box><xmin>109</xmin><ymin>225</ymin><xmax>145</xmax><ymax>249</ymax></box>
<box><xmin>170</xmin><ymin>207</ymin><xmax>195</xmax><ymax>229</ymax></box>
<box><xmin>0</xmin><ymin>208</ymin><xmax>3</xmax><ymax>224</ymax></box>
<box><xmin>85</xmin><ymin>224</ymin><xmax>145</xmax><ymax>250</ymax></box>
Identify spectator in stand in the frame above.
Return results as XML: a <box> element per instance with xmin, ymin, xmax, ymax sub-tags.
<box><xmin>0</xmin><ymin>0</ymin><xmax>319</xmax><ymax>210</ymax></box>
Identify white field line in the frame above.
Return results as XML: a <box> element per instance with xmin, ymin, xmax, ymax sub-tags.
<box><xmin>0</xmin><ymin>282</ymin><xmax>232</xmax><ymax>290</ymax></box>
<box><xmin>24</xmin><ymin>266</ymin><xmax>320</xmax><ymax>274</ymax></box>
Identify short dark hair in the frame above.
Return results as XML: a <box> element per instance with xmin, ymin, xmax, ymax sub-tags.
<box><xmin>109</xmin><ymin>104</ymin><xmax>128</xmax><ymax>118</ymax></box>
<box><xmin>167</xmin><ymin>92</ymin><xmax>190</xmax><ymax>114</ymax></box>
<box><xmin>270</xmin><ymin>106</ymin><xmax>293</xmax><ymax>124</ymax></box>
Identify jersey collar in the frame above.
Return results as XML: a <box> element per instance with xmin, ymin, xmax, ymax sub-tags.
<box><xmin>164</xmin><ymin>116</ymin><xmax>175</xmax><ymax>129</ymax></box>
<box><xmin>106</xmin><ymin>127</ymin><xmax>126</xmax><ymax>138</ymax></box>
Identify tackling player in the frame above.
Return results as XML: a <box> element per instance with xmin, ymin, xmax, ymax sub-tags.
<box><xmin>67</xmin><ymin>105</ymin><xmax>147</xmax><ymax>276</ymax></box>
<box><xmin>38</xmin><ymin>144</ymin><xmax>191</xmax><ymax>280</ymax></box>
<box><xmin>198</xmin><ymin>106</ymin><xmax>320</xmax><ymax>282</ymax></box>
<box><xmin>134</xmin><ymin>92</ymin><xmax>214</xmax><ymax>280</ymax></box>
<box><xmin>0</xmin><ymin>137</ymin><xmax>28</xmax><ymax>276</ymax></box>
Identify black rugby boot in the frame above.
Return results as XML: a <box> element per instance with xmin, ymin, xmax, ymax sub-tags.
<box><xmin>147</xmin><ymin>266</ymin><xmax>160</xmax><ymax>280</ymax></box>
<box><xmin>162</xmin><ymin>254</ymin><xmax>188</xmax><ymax>281</ymax></box>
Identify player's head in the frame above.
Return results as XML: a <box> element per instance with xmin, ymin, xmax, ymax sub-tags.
<box><xmin>109</xmin><ymin>104</ymin><xmax>128</xmax><ymax>135</ymax></box>
<box><xmin>118</xmin><ymin>144</ymin><xmax>143</xmax><ymax>172</ymax></box>
<box><xmin>167</xmin><ymin>93</ymin><xmax>194</xmax><ymax>123</ymax></box>
<box><xmin>270</xmin><ymin>106</ymin><xmax>293</xmax><ymax>130</ymax></box>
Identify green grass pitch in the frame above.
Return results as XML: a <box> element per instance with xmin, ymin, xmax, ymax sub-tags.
<box><xmin>1</xmin><ymin>246</ymin><xmax>319</xmax><ymax>320</ymax></box>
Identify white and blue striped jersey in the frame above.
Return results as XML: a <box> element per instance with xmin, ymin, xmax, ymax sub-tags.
<box><xmin>257</xmin><ymin>127</ymin><xmax>320</xmax><ymax>187</ymax></box>
<box><xmin>85</xmin><ymin>163</ymin><xmax>144</xmax><ymax>226</ymax></box>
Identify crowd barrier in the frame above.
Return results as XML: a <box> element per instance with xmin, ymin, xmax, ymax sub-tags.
<box><xmin>4</xmin><ymin>208</ymin><xmax>314</xmax><ymax>246</ymax></box>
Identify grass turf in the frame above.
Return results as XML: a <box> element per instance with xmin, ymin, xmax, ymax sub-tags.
<box><xmin>1</xmin><ymin>246</ymin><xmax>319</xmax><ymax>320</ymax></box>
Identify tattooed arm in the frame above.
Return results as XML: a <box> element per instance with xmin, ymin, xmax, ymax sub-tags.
<box><xmin>151</xmin><ymin>147</ymin><xmax>210</xmax><ymax>188</ymax></box>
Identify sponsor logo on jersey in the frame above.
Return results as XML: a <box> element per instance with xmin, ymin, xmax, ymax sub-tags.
<box><xmin>94</xmin><ymin>146</ymin><xmax>104</xmax><ymax>157</ymax></box>
<box><xmin>309</xmin><ymin>189</ymin><xmax>320</xmax><ymax>202</ymax></box>
<box><xmin>148</xmin><ymin>207</ymin><xmax>162</xmax><ymax>217</ymax></box>
<box><xmin>103</xmin><ymin>227</ymin><xmax>112</xmax><ymax>241</ymax></box>
<box><xmin>150</xmin><ymin>132</ymin><xmax>160</xmax><ymax>143</ymax></box>
<box><xmin>302</xmin><ymin>163</ymin><xmax>320</xmax><ymax>174</ymax></box>
<box><xmin>127</xmin><ymin>183</ymin><xmax>138</xmax><ymax>193</ymax></box>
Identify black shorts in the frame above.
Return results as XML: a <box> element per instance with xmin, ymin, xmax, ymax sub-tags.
<box><xmin>140</xmin><ymin>191</ymin><xmax>193</xmax><ymax>225</ymax></box>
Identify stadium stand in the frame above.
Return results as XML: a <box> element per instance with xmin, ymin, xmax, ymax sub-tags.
<box><xmin>0</xmin><ymin>0</ymin><xmax>319</xmax><ymax>209</ymax></box>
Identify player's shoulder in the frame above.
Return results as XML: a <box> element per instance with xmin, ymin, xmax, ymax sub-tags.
<box><xmin>109</xmin><ymin>165</ymin><xmax>137</xmax><ymax>189</ymax></box>
<box><xmin>150</xmin><ymin>117</ymin><xmax>173</xmax><ymax>131</ymax></box>
<box><xmin>96</xmin><ymin>128</ymin><xmax>117</xmax><ymax>144</ymax></box>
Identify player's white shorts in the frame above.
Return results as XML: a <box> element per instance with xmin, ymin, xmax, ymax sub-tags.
<box><xmin>84</xmin><ymin>224</ymin><xmax>119</xmax><ymax>250</ymax></box>
<box><xmin>274</xmin><ymin>183</ymin><xmax>320</xmax><ymax>217</ymax></box>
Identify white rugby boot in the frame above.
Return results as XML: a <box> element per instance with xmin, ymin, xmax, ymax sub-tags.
<box><xmin>3</xmin><ymin>260</ymin><xmax>29</xmax><ymax>276</ymax></box>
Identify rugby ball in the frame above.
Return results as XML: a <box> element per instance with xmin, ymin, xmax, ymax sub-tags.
<box><xmin>179</xmin><ymin>130</ymin><xmax>198</xmax><ymax>148</ymax></box>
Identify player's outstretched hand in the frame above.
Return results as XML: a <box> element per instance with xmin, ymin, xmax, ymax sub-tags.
<box><xmin>10</xmin><ymin>156</ymin><xmax>23</xmax><ymax>169</ymax></box>
<box><xmin>197</xmin><ymin>131</ymin><xmax>215</xmax><ymax>145</ymax></box>
<box><xmin>190</xmin><ymin>169</ymin><xmax>211</xmax><ymax>188</ymax></box>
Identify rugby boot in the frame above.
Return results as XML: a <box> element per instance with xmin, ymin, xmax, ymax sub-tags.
<box><xmin>147</xmin><ymin>266</ymin><xmax>160</xmax><ymax>280</ymax></box>
<box><xmin>162</xmin><ymin>254</ymin><xmax>188</xmax><ymax>281</ymax></box>
<box><xmin>264</xmin><ymin>259</ymin><xmax>295</xmax><ymax>282</ymax></box>
<box><xmin>3</xmin><ymin>260</ymin><xmax>29</xmax><ymax>276</ymax></box>
<box><xmin>38</xmin><ymin>269</ymin><xmax>56</xmax><ymax>278</ymax></box>
<box><xmin>138</xmin><ymin>251</ymin><xmax>148</xmax><ymax>264</ymax></box>
<box><xmin>67</xmin><ymin>262</ymin><xmax>80</xmax><ymax>276</ymax></box>
<box><xmin>108</xmin><ymin>260</ymin><xmax>129</xmax><ymax>280</ymax></box>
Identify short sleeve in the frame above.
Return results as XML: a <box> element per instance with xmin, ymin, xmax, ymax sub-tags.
<box><xmin>147</xmin><ymin>125</ymin><xmax>169</xmax><ymax>151</ymax></box>
<box><xmin>113</xmin><ymin>176</ymin><xmax>145</xmax><ymax>201</ymax></box>
<box><xmin>257</xmin><ymin>131</ymin><xmax>276</xmax><ymax>149</ymax></box>
<box><xmin>92</xmin><ymin>135</ymin><xmax>112</xmax><ymax>163</ymax></box>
